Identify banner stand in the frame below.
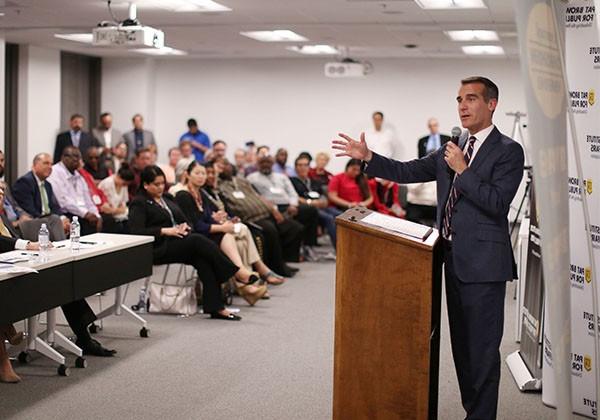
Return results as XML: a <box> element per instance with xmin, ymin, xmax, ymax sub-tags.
<box><xmin>507</xmin><ymin>351</ymin><xmax>543</xmax><ymax>391</ymax></box>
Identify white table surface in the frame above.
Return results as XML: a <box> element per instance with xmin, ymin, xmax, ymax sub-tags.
<box><xmin>0</xmin><ymin>233</ymin><xmax>154</xmax><ymax>283</ymax></box>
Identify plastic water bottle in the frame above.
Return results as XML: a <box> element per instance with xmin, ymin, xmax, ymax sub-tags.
<box><xmin>70</xmin><ymin>216</ymin><xmax>80</xmax><ymax>251</ymax></box>
<box><xmin>38</xmin><ymin>223</ymin><xmax>50</xmax><ymax>260</ymax></box>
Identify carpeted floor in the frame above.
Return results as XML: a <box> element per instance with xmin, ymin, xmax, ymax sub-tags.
<box><xmin>0</xmin><ymin>251</ymin><xmax>583</xmax><ymax>419</ymax></box>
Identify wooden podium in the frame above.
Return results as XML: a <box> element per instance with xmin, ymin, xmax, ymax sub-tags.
<box><xmin>333</xmin><ymin>207</ymin><xmax>442</xmax><ymax>420</ymax></box>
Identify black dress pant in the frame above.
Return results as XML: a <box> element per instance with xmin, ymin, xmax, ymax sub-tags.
<box><xmin>254</xmin><ymin>216</ymin><xmax>303</xmax><ymax>267</ymax></box>
<box><xmin>294</xmin><ymin>204</ymin><xmax>319</xmax><ymax>246</ymax></box>
<box><xmin>61</xmin><ymin>299</ymin><xmax>97</xmax><ymax>342</ymax></box>
<box><xmin>444</xmin><ymin>240</ymin><xmax>506</xmax><ymax>420</ymax></box>
<box><xmin>154</xmin><ymin>234</ymin><xmax>238</xmax><ymax>313</ymax></box>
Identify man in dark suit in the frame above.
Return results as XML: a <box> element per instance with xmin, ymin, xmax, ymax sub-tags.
<box><xmin>0</xmin><ymin>180</ymin><xmax>116</xmax><ymax>357</ymax></box>
<box><xmin>417</xmin><ymin>117</ymin><xmax>451</xmax><ymax>159</ymax></box>
<box><xmin>53</xmin><ymin>114</ymin><xmax>99</xmax><ymax>163</ymax></box>
<box><xmin>332</xmin><ymin>76</ymin><xmax>524</xmax><ymax>420</ymax></box>
<box><xmin>12</xmin><ymin>153</ymin><xmax>69</xmax><ymax>240</ymax></box>
<box><xmin>123</xmin><ymin>114</ymin><xmax>157</xmax><ymax>161</ymax></box>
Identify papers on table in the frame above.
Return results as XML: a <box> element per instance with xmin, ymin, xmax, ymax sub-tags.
<box><xmin>52</xmin><ymin>239</ymin><xmax>110</xmax><ymax>250</ymax></box>
<box><xmin>0</xmin><ymin>263</ymin><xmax>38</xmax><ymax>275</ymax></box>
<box><xmin>0</xmin><ymin>250</ymin><xmax>38</xmax><ymax>264</ymax></box>
<box><xmin>361</xmin><ymin>212</ymin><xmax>433</xmax><ymax>241</ymax></box>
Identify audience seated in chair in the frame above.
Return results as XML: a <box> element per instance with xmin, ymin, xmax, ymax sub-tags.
<box><xmin>368</xmin><ymin>178</ymin><xmax>406</xmax><ymax>218</ymax></box>
<box><xmin>83</xmin><ymin>147</ymin><xmax>111</xmax><ymax>184</ymax></box>
<box><xmin>247</xmin><ymin>155</ymin><xmax>319</xmax><ymax>261</ymax></box>
<box><xmin>128</xmin><ymin>147</ymin><xmax>154</xmax><ymax>201</ymax></box>
<box><xmin>327</xmin><ymin>159</ymin><xmax>373</xmax><ymax>211</ymax></box>
<box><xmin>98</xmin><ymin>163</ymin><xmax>135</xmax><ymax>233</ymax></box>
<box><xmin>308</xmin><ymin>152</ymin><xmax>333</xmax><ymax>187</ymax></box>
<box><xmin>47</xmin><ymin>146</ymin><xmax>101</xmax><ymax>235</ymax></box>
<box><xmin>128</xmin><ymin>165</ymin><xmax>261</xmax><ymax>321</ymax></box>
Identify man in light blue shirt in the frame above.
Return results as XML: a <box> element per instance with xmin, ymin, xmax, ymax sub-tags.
<box><xmin>179</xmin><ymin>118</ymin><xmax>211</xmax><ymax>162</ymax></box>
<box><xmin>417</xmin><ymin>118</ymin><xmax>450</xmax><ymax>158</ymax></box>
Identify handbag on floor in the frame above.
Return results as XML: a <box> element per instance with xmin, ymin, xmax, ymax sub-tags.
<box><xmin>148</xmin><ymin>272</ymin><xmax>198</xmax><ymax>316</ymax></box>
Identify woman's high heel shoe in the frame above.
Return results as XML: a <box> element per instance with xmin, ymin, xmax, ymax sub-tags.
<box><xmin>236</xmin><ymin>271</ymin><xmax>260</xmax><ymax>286</ymax></box>
<box><xmin>236</xmin><ymin>281</ymin><xmax>268</xmax><ymax>306</ymax></box>
<box><xmin>0</xmin><ymin>325</ymin><xmax>23</xmax><ymax>346</ymax></box>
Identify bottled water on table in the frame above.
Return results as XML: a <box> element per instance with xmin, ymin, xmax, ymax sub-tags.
<box><xmin>38</xmin><ymin>223</ymin><xmax>50</xmax><ymax>261</ymax></box>
<box><xmin>70</xmin><ymin>216</ymin><xmax>80</xmax><ymax>251</ymax></box>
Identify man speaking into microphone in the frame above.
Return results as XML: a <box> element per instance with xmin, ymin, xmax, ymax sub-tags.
<box><xmin>332</xmin><ymin>76</ymin><xmax>524</xmax><ymax>420</ymax></box>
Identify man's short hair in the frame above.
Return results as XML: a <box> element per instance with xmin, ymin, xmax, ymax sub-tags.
<box><xmin>213</xmin><ymin>140</ymin><xmax>226</xmax><ymax>148</ymax></box>
<box><xmin>372</xmin><ymin>111</ymin><xmax>384</xmax><ymax>119</ymax></box>
<box><xmin>294</xmin><ymin>155</ymin><xmax>310</xmax><ymax>166</ymax></box>
<box><xmin>461</xmin><ymin>76</ymin><xmax>499</xmax><ymax>102</ymax></box>
<box><xmin>168</xmin><ymin>147</ymin><xmax>180</xmax><ymax>156</ymax></box>
<box><xmin>62</xmin><ymin>146</ymin><xmax>79</xmax><ymax>157</ymax></box>
<box><xmin>99</xmin><ymin>112</ymin><xmax>111</xmax><ymax>120</ymax></box>
<box><xmin>187</xmin><ymin>118</ymin><xmax>197</xmax><ymax>128</ymax></box>
<box><xmin>132</xmin><ymin>113</ymin><xmax>143</xmax><ymax>122</ymax></box>
<box><xmin>180</xmin><ymin>140</ymin><xmax>192</xmax><ymax>148</ymax></box>
<box><xmin>135</xmin><ymin>147</ymin><xmax>151</xmax><ymax>158</ymax></box>
<box><xmin>70</xmin><ymin>113</ymin><xmax>84</xmax><ymax>121</ymax></box>
<box><xmin>33</xmin><ymin>153</ymin><xmax>51</xmax><ymax>165</ymax></box>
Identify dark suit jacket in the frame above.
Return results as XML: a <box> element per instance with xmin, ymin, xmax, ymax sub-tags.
<box><xmin>417</xmin><ymin>134</ymin><xmax>451</xmax><ymax>159</ymax></box>
<box><xmin>128</xmin><ymin>192</ymin><xmax>189</xmax><ymax>259</ymax></box>
<box><xmin>366</xmin><ymin>126</ymin><xmax>524</xmax><ymax>283</ymax></box>
<box><xmin>53</xmin><ymin>131</ymin><xmax>99</xmax><ymax>163</ymax></box>
<box><xmin>12</xmin><ymin>171</ymin><xmax>62</xmax><ymax>218</ymax></box>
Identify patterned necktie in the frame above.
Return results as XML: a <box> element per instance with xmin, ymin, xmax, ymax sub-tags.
<box><xmin>442</xmin><ymin>136</ymin><xmax>477</xmax><ymax>239</ymax></box>
<box><xmin>40</xmin><ymin>182</ymin><xmax>50</xmax><ymax>215</ymax></box>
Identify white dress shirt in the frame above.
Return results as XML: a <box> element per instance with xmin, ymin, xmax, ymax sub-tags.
<box><xmin>47</xmin><ymin>162</ymin><xmax>100</xmax><ymax>218</ymax></box>
<box><xmin>466</xmin><ymin>124</ymin><xmax>494</xmax><ymax>163</ymax></box>
<box><xmin>366</xmin><ymin>127</ymin><xmax>396</xmax><ymax>159</ymax></box>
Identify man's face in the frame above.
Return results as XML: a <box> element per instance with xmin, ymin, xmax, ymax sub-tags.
<box><xmin>63</xmin><ymin>149</ymin><xmax>82</xmax><ymax>172</ymax></box>
<box><xmin>85</xmin><ymin>149</ymin><xmax>100</xmax><ymax>170</ymax></box>
<box><xmin>70</xmin><ymin>117</ymin><xmax>84</xmax><ymax>132</ymax></box>
<box><xmin>295</xmin><ymin>158</ymin><xmax>310</xmax><ymax>178</ymax></box>
<box><xmin>373</xmin><ymin>114</ymin><xmax>383</xmax><ymax>131</ymax></box>
<box><xmin>101</xmin><ymin>115</ymin><xmax>113</xmax><ymax>129</ymax></box>
<box><xmin>213</xmin><ymin>143</ymin><xmax>227</xmax><ymax>159</ymax></box>
<box><xmin>189</xmin><ymin>125</ymin><xmax>198</xmax><ymax>134</ymax></box>
<box><xmin>114</xmin><ymin>143</ymin><xmax>128</xmax><ymax>159</ymax></box>
<box><xmin>180</xmin><ymin>144</ymin><xmax>193</xmax><ymax>158</ymax></box>
<box><xmin>137</xmin><ymin>152</ymin><xmax>153</xmax><ymax>170</ymax></box>
<box><xmin>133</xmin><ymin>116</ymin><xmax>144</xmax><ymax>130</ymax></box>
<box><xmin>234</xmin><ymin>150</ymin><xmax>246</xmax><ymax>166</ymax></box>
<box><xmin>258</xmin><ymin>157</ymin><xmax>274</xmax><ymax>175</ymax></box>
<box><xmin>457</xmin><ymin>82</ymin><xmax>496</xmax><ymax>133</ymax></box>
<box><xmin>427</xmin><ymin>119</ymin><xmax>439</xmax><ymax>135</ymax></box>
<box><xmin>33</xmin><ymin>155</ymin><xmax>53</xmax><ymax>180</ymax></box>
<box><xmin>169</xmin><ymin>149</ymin><xmax>181</xmax><ymax>166</ymax></box>
<box><xmin>275</xmin><ymin>149</ymin><xmax>287</xmax><ymax>166</ymax></box>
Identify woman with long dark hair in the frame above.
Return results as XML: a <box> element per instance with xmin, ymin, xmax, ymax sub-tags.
<box><xmin>327</xmin><ymin>159</ymin><xmax>373</xmax><ymax>210</ymax></box>
<box><xmin>128</xmin><ymin>165</ymin><xmax>261</xmax><ymax>321</ymax></box>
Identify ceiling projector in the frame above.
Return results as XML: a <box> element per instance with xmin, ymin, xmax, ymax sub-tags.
<box><xmin>92</xmin><ymin>1</ymin><xmax>164</xmax><ymax>49</ymax></box>
<box><xmin>324</xmin><ymin>59</ymin><xmax>373</xmax><ymax>78</ymax></box>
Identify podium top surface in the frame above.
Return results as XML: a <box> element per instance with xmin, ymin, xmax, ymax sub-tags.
<box><xmin>335</xmin><ymin>207</ymin><xmax>439</xmax><ymax>251</ymax></box>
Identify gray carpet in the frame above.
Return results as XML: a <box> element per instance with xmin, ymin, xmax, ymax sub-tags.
<box><xmin>0</xmin><ymin>254</ymin><xmax>581</xmax><ymax>419</ymax></box>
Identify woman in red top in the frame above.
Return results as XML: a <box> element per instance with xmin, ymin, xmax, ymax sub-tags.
<box><xmin>328</xmin><ymin>159</ymin><xmax>373</xmax><ymax>210</ymax></box>
<box><xmin>368</xmin><ymin>178</ymin><xmax>406</xmax><ymax>218</ymax></box>
<box><xmin>308</xmin><ymin>152</ymin><xmax>333</xmax><ymax>186</ymax></box>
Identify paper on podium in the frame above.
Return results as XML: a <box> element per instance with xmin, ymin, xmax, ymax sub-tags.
<box><xmin>361</xmin><ymin>212</ymin><xmax>433</xmax><ymax>241</ymax></box>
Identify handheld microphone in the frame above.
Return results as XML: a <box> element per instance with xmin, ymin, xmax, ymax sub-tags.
<box><xmin>447</xmin><ymin>126</ymin><xmax>462</xmax><ymax>176</ymax></box>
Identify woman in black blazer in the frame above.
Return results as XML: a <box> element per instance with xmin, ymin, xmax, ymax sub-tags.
<box><xmin>128</xmin><ymin>165</ymin><xmax>259</xmax><ymax>321</ymax></box>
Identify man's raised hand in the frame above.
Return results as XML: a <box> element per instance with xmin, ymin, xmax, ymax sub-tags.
<box><xmin>331</xmin><ymin>132</ymin><xmax>372</xmax><ymax>161</ymax></box>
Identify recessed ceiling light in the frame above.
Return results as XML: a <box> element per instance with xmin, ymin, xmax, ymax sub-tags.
<box><xmin>462</xmin><ymin>45</ymin><xmax>504</xmax><ymax>55</ymax></box>
<box><xmin>415</xmin><ymin>0</ymin><xmax>487</xmax><ymax>10</ymax></box>
<box><xmin>0</xmin><ymin>12</ymin><xmax>5</xmax><ymax>17</ymax></box>
<box><xmin>136</xmin><ymin>46</ymin><xmax>187</xmax><ymax>56</ymax></box>
<box><xmin>445</xmin><ymin>30</ymin><xmax>499</xmax><ymax>41</ymax></box>
<box><xmin>286</xmin><ymin>45</ymin><xmax>340</xmax><ymax>55</ymax></box>
<box><xmin>54</xmin><ymin>33</ymin><xmax>94</xmax><ymax>44</ymax></box>
<box><xmin>240</xmin><ymin>30</ymin><xmax>308</xmax><ymax>43</ymax></box>
<box><xmin>136</xmin><ymin>0</ymin><xmax>231</xmax><ymax>12</ymax></box>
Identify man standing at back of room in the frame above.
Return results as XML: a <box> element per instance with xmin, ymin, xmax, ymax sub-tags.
<box><xmin>332</xmin><ymin>76</ymin><xmax>524</xmax><ymax>420</ymax></box>
<box><xmin>123</xmin><ymin>114</ymin><xmax>157</xmax><ymax>162</ymax></box>
<box><xmin>180</xmin><ymin>118</ymin><xmax>211</xmax><ymax>162</ymax></box>
<box><xmin>365</xmin><ymin>111</ymin><xmax>397</xmax><ymax>159</ymax></box>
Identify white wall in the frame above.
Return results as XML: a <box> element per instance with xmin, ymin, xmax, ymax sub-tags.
<box><xmin>17</xmin><ymin>45</ymin><xmax>61</xmax><ymax>174</ymax></box>
<box><xmin>102</xmin><ymin>57</ymin><xmax>526</xmax><ymax>173</ymax></box>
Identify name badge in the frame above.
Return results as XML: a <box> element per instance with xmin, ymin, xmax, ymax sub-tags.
<box><xmin>269</xmin><ymin>187</ymin><xmax>283</xmax><ymax>194</ymax></box>
<box><xmin>92</xmin><ymin>195</ymin><xmax>102</xmax><ymax>205</ymax></box>
<box><xmin>308</xmin><ymin>191</ymin><xmax>320</xmax><ymax>199</ymax></box>
<box><xmin>232</xmin><ymin>191</ymin><xmax>246</xmax><ymax>199</ymax></box>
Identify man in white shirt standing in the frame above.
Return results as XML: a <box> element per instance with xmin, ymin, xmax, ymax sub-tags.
<box><xmin>365</xmin><ymin>111</ymin><xmax>398</xmax><ymax>159</ymax></box>
<box><xmin>92</xmin><ymin>112</ymin><xmax>123</xmax><ymax>157</ymax></box>
<box><xmin>47</xmin><ymin>146</ymin><xmax>101</xmax><ymax>235</ymax></box>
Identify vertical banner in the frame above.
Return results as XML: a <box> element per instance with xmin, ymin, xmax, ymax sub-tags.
<box><xmin>513</xmin><ymin>1</ymin><xmax>572</xmax><ymax>418</ymax></box>
<box><xmin>563</xmin><ymin>1</ymin><xmax>600</xmax><ymax>417</ymax></box>
<box><xmin>520</xmin><ymin>180</ymin><xmax>544</xmax><ymax>380</ymax></box>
